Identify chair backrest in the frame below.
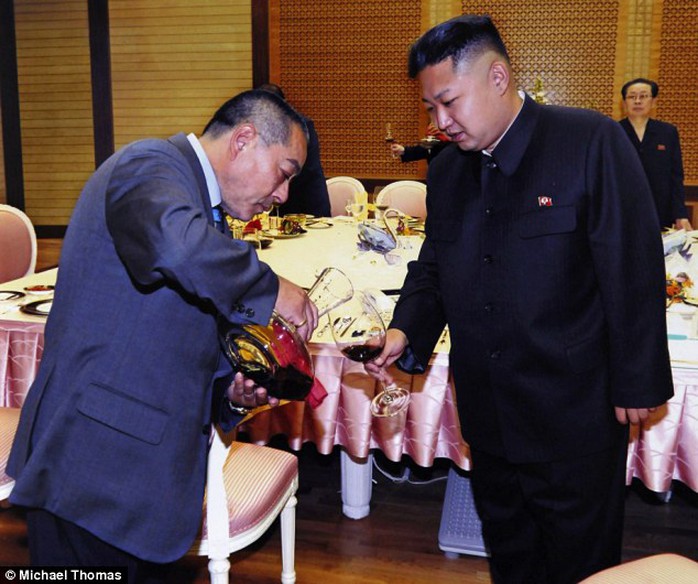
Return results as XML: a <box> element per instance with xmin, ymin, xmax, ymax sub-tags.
<box><xmin>375</xmin><ymin>180</ymin><xmax>427</xmax><ymax>219</ymax></box>
<box><xmin>189</xmin><ymin>431</ymin><xmax>299</xmax><ymax>583</ymax></box>
<box><xmin>326</xmin><ymin>176</ymin><xmax>365</xmax><ymax>217</ymax></box>
<box><xmin>0</xmin><ymin>408</ymin><xmax>21</xmax><ymax>500</ymax></box>
<box><xmin>0</xmin><ymin>204</ymin><xmax>37</xmax><ymax>284</ymax></box>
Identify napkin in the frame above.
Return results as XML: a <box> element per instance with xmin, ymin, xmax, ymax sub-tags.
<box><xmin>357</xmin><ymin>221</ymin><xmax>397</xmax><ymax>254</ymax></box>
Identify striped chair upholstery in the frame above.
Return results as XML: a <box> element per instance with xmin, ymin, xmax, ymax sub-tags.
<box><xmin>0</xmin><ymin>408</ymin><xmax>21</xmax><ymax>500</ymax></box>
<box><xmin>189</xmin><ymin>432</ymin><xmax>299</xmax><ymax>584</ymax></box>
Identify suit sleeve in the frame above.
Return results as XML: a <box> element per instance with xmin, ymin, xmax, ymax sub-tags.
<box><xmin>389</xmin><ymin>237</ymin><xmax>448</xmax><ymax>374</ymax></box>
<box><xmin>401</xmin><ymin>145</ymin><xmax>430</xmax><ymax>163</ymax></box>
<box><xmin>105</xmin><ymin>143</ymin><xmax>278</xmax><ymax>327</ymax></box>
<box><xmin>668</xmin><ymin>124</ymin><xmax>688</xmax><ymax>220</ymax></box>
<box><xmin>586</xmin><ymin>119</ymin><xmax>673</xmax><ymax>407</ymax></box>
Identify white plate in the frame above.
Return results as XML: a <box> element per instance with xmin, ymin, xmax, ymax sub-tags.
<box><xmin>0</xmin><ymin>290</ymin><xmax>25</xmax><ymax>301</ymax></box>
<box><xmin>21</xmin><ymin>299</ymin><xmax>53</xmax><ymax>316</ymax></box>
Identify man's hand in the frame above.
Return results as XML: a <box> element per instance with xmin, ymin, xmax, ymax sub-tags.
<box><xmin>674</xmin><ymin>218</ymin><xmax>693</xmax><ymax>231</ymax></box>
<box><xmin>614</xmin><ymin>406</ymin><xmax>657</xmax><ymax>425</ymax></box>
<box><xmin>274</xmin><ymin>275</ymin><xmax>318</xmax><ymax>341</ymax></box>
<box><xmin>227</xmin><ymin>372</ymin><xmax>279</xmax><ymax>410</ymax></box>
<box><xmin>364</xmin><ymin>328</ymin><xmax>409</xmax><ymax>382</ymax></box>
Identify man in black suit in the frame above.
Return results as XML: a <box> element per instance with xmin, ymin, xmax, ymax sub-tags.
<box><xmin>258</xmin><ymin>83</ymin><xmax>331</xmax><ymax>217</ymax></box>
<box><xmin>620</xmin><ymin>78</ymin><xmax>691</xmax><ymax>230</ymax></box>
<box><xmin>367</xmin><ymin>15</ymin><xmax>673</xmax><ymax>583</ymax></box>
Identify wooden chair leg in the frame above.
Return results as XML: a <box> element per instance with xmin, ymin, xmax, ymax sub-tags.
<box><xmin>280</xmin><ymin>495</ymin><xmax>297</xmax><ymax>584</ymax></box>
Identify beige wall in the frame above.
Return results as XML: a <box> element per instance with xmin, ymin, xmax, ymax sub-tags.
<box><xmin>14</xmin><ymin>0</ymin><xmax>94</xmax><ymax>225</ymax></box>
<box><xmin>109</xmin><ymin>0</ymin><xmax>252</xmax><ymax>149</ymax></box>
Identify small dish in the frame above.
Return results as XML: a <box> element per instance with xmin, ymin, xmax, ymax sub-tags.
<box><xmin>268</xmin><ymin>231</ymin><xmax>305</xmax><ymax>239</ymax></box>
<box><xmin>243</xmin><ymin>236</ymin><xmax>273</xmax><ymax>249</ymax></box>
<box><xmin>24</xmin><ymin>285</ymin><xmax>55</xmax><ymax>295</ymax></box>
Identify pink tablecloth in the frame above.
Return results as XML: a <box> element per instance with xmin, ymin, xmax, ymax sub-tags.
<box><xmin>237</xmin><ymin>345</ymin><xmax>470</xmax><ymax>470</ymax></box>
<box><xmin>2</xmin><ymin>297</ymin><xmax>697</xmax><ymax>494</ymax></box>
<box><xmin>0</xmin><ymin>319</ymin><xmax>45</xmax><ymax>408</ymax></box>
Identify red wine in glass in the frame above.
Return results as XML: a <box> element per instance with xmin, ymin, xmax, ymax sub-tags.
<box><xmin>341</xmin><ymin>344</ymin><xmax>383</xmax><ymax>362</ymax></box>
<box><xmin>330</xmin><ymin>292</ymin><xmax>409</xmax><ymax>416</ymax></box>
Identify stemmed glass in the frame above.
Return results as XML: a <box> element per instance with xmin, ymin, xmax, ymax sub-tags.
<box><xmin>385</xmin><ymin>123</ymin><xmax>398</xmax><ymax>158</ymax></box>
<box><xmin>329</xmin><ymin>291</ymin><xmax>410</xmax><ymax>417</ymax></box>
<box><xmin>345</xmin><ymin>200</ymin><xmax>366</xmax><ymax>221</ymax></box>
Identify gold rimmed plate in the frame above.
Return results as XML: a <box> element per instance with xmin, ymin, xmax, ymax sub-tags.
<box><xmin>264</xmin><ymin>229</ymin><xmax>307</xmax><ymax>239</ymax></box>
<box><xmin>21</xmin><ymin>299</ymin><xmax>53</xmax><ymax>316</ymax></box>
<box><xmin>306</xmin><ymin>219</ymin><xmax>333</xmax><ymax>229</ymax></box>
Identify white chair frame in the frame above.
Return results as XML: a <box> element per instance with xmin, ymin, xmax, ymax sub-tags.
<box><xmin>188</xmin><ymin>430</ymin><xmax>299</xmax><ymax>583</ymax></box>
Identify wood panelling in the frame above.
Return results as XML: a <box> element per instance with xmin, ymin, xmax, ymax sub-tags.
<box><xmin>109</xmin><ymin>0</ymin><xmax>252</xmax><ymax>148</ymax></box>
<box><xmin>274</xmin><ymin>0</ymin><xmax>425</xmax><ymax>181</ymax></box>
<box><xmin>14</xmin><ymin>1</ymin><xmax>94</xmax><ymax>226</ymax></box>
<box><xmin>657</xmin><ymin>0</ymin><xmax>698</xmax><ymax>184</ymax></box>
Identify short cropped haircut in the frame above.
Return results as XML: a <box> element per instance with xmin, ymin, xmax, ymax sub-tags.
<box><xmin>202</xmin><ymin>89</ymin><xmax>308</xmax><ymax>146</ymax></box>
<box><xmin>257</xmin><ymin>83</ymin><xmax>286</xmax><ymax>100</ymax></box>
<box><xmin>621</xmin><ymin>78</ymin><xmax>659</xmax><ymax>99</ymax></box>
<box><xmin>408</xmin><ymin>14</ymin><xmax>509</xmax><ymax>79</ymax></box>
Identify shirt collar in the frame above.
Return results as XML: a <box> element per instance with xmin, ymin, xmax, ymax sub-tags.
<box><xmin>186</xmin><ymin>132</ymin><xmax>221</xmax><ymax>208</ymax></box>
<box><xmin>482</xmin><ymin>91</ymin><xmax>539</xmax><ymax>177</ymax></box>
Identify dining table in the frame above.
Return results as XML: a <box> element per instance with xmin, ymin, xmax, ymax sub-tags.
<box><xmin>1</xmin><ymin>217</ymin><xmax>697</xmax><ymax>525</ymax></box>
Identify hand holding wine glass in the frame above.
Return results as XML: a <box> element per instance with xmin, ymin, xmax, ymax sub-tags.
<box><xmin>385</xmin><ymin>123</ymin><xmax>399</xmax><ymax>158</ymax></box>
<box><xmin>329</xmin><ymin>292</ymin><xmax>410</xmax><ymax>417</ymax></box>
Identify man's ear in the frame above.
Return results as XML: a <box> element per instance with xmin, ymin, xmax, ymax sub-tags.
<box><xmin>229</xmin><ymin>123</ymin><xmax>257</xmax><ymax>158</ymax></box>
<box><xmin>490</xmin><ymin>61</ymin><xmax>510</xmax><ymax>95</ymax></box>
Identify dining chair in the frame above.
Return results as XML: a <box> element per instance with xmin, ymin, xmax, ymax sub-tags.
<box><xmin>375</xmin><ymin>180</ymin><xmax>427</xmax><ymax>219</ymax></box>
<box><xmin>579</xmin><ymin>553</ymin><xmax>698</xmax><ymax>583</ymax></box>
<box><xmin>326</xmin><ymin>176</ymin><xmax>365</xmax><ymax>217</ymax></box>
<box><xmin>0</xmin><ymin>204</ymin><xmax>38</xmax><ymax>284</ymax></box>
<box><xmin>188</xmin><ymin>429</ymin><xmax>299</xmax><ymax>583</ymax></box>
<box><xmin>0</xmin><ymin>408</ymin><xmax>21</xmax><ymax>501</ymax></box>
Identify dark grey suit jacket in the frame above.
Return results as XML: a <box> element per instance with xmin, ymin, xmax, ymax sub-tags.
<box><xmin>391</xmin><ymin>96</ymin><xmax>673</xmax><ymax>463</ymax></box>
<box><xmin>8</xmin><ymin>133</ymin><xmax>278</xmax><ymax>562</ymax></box>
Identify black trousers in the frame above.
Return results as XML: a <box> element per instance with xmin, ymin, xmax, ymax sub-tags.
<box><xmin>26</xmin><ymin>509</ymin><xmax>172</xmax><ymax>584</ymax></box>
<box><xmin>469</xmin><ymin>434</ymin><xmax>628</xmax><ymax>584</ymax></box>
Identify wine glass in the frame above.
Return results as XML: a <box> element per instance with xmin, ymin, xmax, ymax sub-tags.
<box><xmin>385</xmin><ymin>123</ymin><xmax>398</xmax><ymax>158</ymax></box>
<box><xmin>329</xmin><ymin>291</ymin><xmax>410</xmax><ymax>417</ymax></box>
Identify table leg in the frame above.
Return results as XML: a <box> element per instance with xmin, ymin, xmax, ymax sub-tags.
<box><xmin>340</xmin><ymin>449</ymin><xmax>373</xmax><ymax>519</ymax></box>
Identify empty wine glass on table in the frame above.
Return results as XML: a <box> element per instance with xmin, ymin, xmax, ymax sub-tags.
<box><xmin>329</xmin><ymin>291</ymin><xmax>410</xmax><ymax>417</ymax></box>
